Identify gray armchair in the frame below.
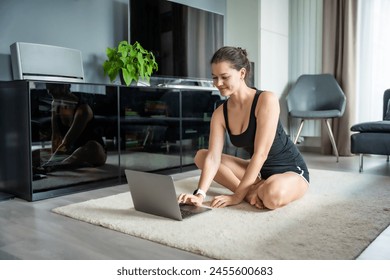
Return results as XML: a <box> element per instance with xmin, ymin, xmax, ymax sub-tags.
<box><xmin>350</xmin><ymin>89</ymin><xmax>390</xmax><ymax>172</ymax></box>
<box><xmin>286</xmin><ymin>74</ymin><xmax>346</xmax><ymax>162</ymax></box>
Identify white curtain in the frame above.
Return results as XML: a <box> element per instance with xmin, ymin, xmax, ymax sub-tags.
<box><xmin>357</xmin><ymin>0</ymin><xmax>390</xmax><ymax>122</ymax></box>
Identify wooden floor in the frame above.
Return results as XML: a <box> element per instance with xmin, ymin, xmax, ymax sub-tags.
<box><xmin>0</xmin><ymin>152</ymin><xmax>389</xmax><ymax>260</ymax></box>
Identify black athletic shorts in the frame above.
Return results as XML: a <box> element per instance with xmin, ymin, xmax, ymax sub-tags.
<box><xmin>260</xmin><ymin>164</ymin><xmax>310</xmax><ymax>184</ymax></box>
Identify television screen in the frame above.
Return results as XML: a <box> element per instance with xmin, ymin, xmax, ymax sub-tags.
<box><xmin>129</xmin><ymin>0</ymin><xmax>224</xmax><ymax>80</ymax></box>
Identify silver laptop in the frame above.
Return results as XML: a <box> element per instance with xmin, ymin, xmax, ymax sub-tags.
<box><xmin>125</xmin><ymin>169</ymin><xmax>211</xmax><ymax>221</ymax></box>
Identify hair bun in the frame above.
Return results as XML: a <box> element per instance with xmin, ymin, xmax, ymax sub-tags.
<box><xmin>237</xmin><ymin>47</ymin><xmax>247</xmax><ymax>57</ymax></box>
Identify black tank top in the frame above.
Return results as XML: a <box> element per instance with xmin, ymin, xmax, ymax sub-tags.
<box><xmin>223</xmin><ymin>91</ymin><xmax>259</xmax><ymax>155</ymax></box>
<box><xmin>223</xmin><ymin>90</ymin><xmax>308</xmax><ymax>176</ymax></box>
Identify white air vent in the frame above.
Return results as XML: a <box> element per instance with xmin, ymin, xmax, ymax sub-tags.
<box><xmin>10</xmin><ymin>42</ymin><xmax>85</xmax><ymax>83</ymax></box>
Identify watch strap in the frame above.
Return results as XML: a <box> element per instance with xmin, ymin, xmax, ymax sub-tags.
<box><xmin>193</xmin><ymin>188</ymin><xmax>206</xmax><ymax>199</ymax></box>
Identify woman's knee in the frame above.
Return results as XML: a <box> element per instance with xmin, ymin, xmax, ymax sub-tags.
<box><xmin>194</xmin><ymin>149</ymin><xmax>208</xmax><ymax>169</ymax></box>
<box><xmin>260</xmin><ymin>175</ymin><xmax>308</xmax><ymax>210</ymax></box>
<box><xmin>260</xmin><ymin>181</ymin><xmax>287</xmax><ymax>210</ymax></box>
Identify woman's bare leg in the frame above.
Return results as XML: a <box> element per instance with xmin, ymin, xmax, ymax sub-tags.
<box><xmin>255</xmin><ymin>172</ymin><xmax>308</xmax><ymax>209</ymax></box>
<box><xmin>194</xmin><ymin>149</ymin><xmax>258</xmax><ymax>192</ymax></box>
<box><xmin>194</xmin><ymin>149</ymin><xmax>308</xmax><ymax>210</ymax></box>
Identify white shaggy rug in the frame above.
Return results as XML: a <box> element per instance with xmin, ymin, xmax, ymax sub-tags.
<box><xmin>52</xmin><ymin>169</ymin><xmax>390</xmax><ymax>260</ymax></box>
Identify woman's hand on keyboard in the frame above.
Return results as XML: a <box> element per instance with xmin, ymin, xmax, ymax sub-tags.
<box><xmin>177</xmin><ymin>193</ymin><xmax>204</xmax><ymax>207</ymax></box>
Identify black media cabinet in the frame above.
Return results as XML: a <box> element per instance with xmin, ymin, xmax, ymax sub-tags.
<box><xmin>0</xmin><ymin>80</ymin><xmax>221</xmax><ymax>201</ymax></box>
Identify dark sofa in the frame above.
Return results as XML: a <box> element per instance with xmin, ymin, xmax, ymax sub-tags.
<box><xmin>350</xmin><ymin>89</ymin><xmax>390</xmax><ymax>172</ymax></box>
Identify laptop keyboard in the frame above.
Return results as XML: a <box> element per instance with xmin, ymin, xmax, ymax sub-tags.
<box><xmin>180</xmin><ymin>208</ymin><xmax>195</xmax><ymax>219</ymax></box>
<box><xmin>179</xmin><ymin>203</ymin><xmax>211</xmax><ymax>219</ymax></box>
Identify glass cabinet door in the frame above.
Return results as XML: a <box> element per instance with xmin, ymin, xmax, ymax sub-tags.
<box><xmin>30</xmin><ymin>82</ymin><xmax>120</xmax><ymax>193</ymax></box>
<box><xmin>119</xmin><ymin>86</ymin><xmax>220</xmax><ymax>172</ymax></box>
<box><xmin>119</xmin><ymin>86</ymin><xmax>185</xmax><ymax>172</ymax></box>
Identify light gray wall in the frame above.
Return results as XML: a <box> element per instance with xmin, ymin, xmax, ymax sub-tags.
<box><xmin>0</xmin><ymin>0</ymin><xmax>227</xmax><ymax>84</ymax></box>
<box><xmin>226</xmin><ymin>0</ymin><xmax>289</xmax><ymax>124</ymax></box>
<box><xmin>226</xmin><ymin>0</ymin><xmax>259</xmax><ymax>87</ymax></box>
<box><xmin>0</xmin><ymin>0</ymin><xmax>128</xmax><ymax>84</ymax></box>
<box><xmin>259</xmin><ymin>0</ymin><xmax>289</xmax><ymax>129</ymax></box>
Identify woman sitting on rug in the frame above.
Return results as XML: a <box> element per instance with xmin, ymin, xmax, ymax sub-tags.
<box><xmin>178</xmin><ymin>46</ymin><xmax>309</xmax><ymax>210</ymax></box>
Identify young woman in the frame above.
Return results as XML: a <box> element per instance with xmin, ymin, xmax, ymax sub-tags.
<box><xmin>178</xmin><ymin>46</ymin><xmax>309</xmax><ymax>210</ymax></box>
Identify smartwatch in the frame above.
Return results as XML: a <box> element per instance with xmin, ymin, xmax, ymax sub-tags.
<box><xmin>193</xmin><ymin>188</ymin><xmax>206</xmax><ymax>199</ymax></box>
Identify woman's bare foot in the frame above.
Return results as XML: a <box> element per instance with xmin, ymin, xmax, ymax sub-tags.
<box><xmin>244</xmin><ymin>180</ymin><xmax>266</xmax><ymax>209</ymax></box>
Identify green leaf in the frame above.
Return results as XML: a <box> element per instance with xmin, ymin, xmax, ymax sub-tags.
<box><xmin>121</xmin><ymin>68</ymin><xmax>132</xmax><ymax>86</ymax></box>
<box><xmin>102</xmin><ymin>40</ymin><xmax>158</xmax><ymax>85</ymax></box>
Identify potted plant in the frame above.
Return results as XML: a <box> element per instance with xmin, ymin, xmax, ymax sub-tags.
<box><xmin>103</xmin><ymin>41</ymin><xmax>158</xmax><ymax>86</ymax></box>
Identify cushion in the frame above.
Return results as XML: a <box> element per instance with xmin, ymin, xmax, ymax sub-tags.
<box><xmin>351</xmin><ymin>121</ymin><xmax>390</xmax><ymax>132</ymax></box>
<box><xmin>289</xmin><ymin>109</ymin><xmax>343</xmax><ymax>119</ymax></box>
<box><xmin>351</xmin><ymin>132</ymin><xmax>390</xmax><ymax>154</ymax></box>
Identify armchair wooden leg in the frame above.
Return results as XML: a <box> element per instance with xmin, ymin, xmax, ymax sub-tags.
<box><xmin>324</xmin><ymin>119</ymin><xmax>339</xmax><ymax>162</ymax></box>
